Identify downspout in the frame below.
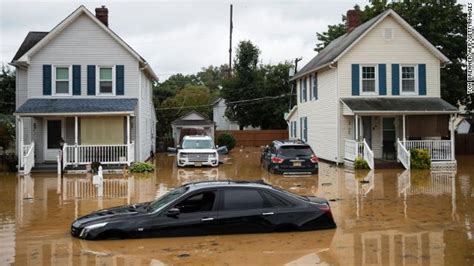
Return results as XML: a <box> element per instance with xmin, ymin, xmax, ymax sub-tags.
<box><xmin>329</xmin><ymin>61</ymin><xmax>340</xmax><ymax>165</ymax></box>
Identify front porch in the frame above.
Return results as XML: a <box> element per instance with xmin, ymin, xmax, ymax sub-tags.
<box><xmin>341</xmin><ymin>98</ymin><xmax>458</xmax><ymax>170</ymax></box>
<box><xmin>16</xmin><ymin>99</ymin><xmax>139</xmax><ymax>174</ymax></box>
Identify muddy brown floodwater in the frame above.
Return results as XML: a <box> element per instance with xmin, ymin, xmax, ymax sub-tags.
<box><xmin>0</xmin><ymin>147</ymin><xmax>473</xmax><ymax>265</ymax></box>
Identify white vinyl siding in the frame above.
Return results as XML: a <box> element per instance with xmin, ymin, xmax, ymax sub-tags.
<box><xmin>28</xmin><ymin>13</ymin><xmax>139</xmax><ymax>98</ymax></box>
<box><xmin>298</xmin><ymin>67</ymin><xmax>338</xmax><ymax>162</ymax></box>
<box><xmin>338</xmin><ymin>16</ymin><xmax>440</xmax><ymax>97</ymax></box>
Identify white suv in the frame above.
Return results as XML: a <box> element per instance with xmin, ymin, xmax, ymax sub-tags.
<box><xmin>177</xmin><ymin>136</ymin><xmax>219</xmax><ymax>167</ymax></box>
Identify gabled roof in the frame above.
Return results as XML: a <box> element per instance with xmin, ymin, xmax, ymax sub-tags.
<box><xmin>15</xmin><ymin>98</ymin><xmax>138</xmax><ymax>115</ymax></box>
<box><xmin>291</xmin><ymin>9</ymin><xmax>450</xmax><ymax>80</ymax></box>
<box><xmin>10</xmin><ymin>5</ymin><xmax>157</xmax><ymax>80</ymax></box>
<box><xmin>11</xmin><ymin>32</ymin><xmax>48</xmax><ymax>62</ymax></box>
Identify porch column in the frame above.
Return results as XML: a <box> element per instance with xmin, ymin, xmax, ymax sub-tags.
<box><xmin>355</xmin><ymin>115</ymin><xmax>359</xmax><ymax>141</ymax></box>
<box><xmin>126</xmin><ymin>115</ymin><xmax>130</xmax><ymax>144</ymax></box>
<box><xmin>402</xmin><ymin>114</ymin><xmax>406</xmax><ymax>144</ymax></box>
<box><xmin>74</xmin><ymin>116</ymin><xmax>78</xmax><ymax>166</ymax></box>
<box><xmin>450</xmin><ymin>114</ymin><xmax>455</xmax><ymax>161</ymax></box>
<box><xmin>18</xmin><ymin>116</ymin><xmax>24</xmax><ymax>169</ymax></box>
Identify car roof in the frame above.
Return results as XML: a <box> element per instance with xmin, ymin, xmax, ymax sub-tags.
<box><xmin>183</xmin><ymin>180</ymin><xmax>273</xmax><ymax>191</ymax></box>
<box><xmin>183</xmin><ymin>135</ymin><xmax>212</xmax><ymax>140</ymax></box>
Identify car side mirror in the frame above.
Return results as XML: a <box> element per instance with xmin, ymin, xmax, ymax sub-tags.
<box><xmin>216</xmin><ymin>145</ymin><xmax>219</xmax><ymax>148</ymax></box>
<box><xmin>176</xmin><ymin>145</ymin><xmax>181</xmax><ymax>149</ymax></box>
<box><xmin>166</xmin><ymin>207</ymin><xmax>180</xmax><ymax>217</ymax></box>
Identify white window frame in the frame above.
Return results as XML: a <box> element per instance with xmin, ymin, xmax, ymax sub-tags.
<box><xmin>359</xmin><ymin>64</ymin><xmax>378</xmax><ymax>96</ymax></box>
<box><xmin>312</xmin><ymin>73</ymin><xmax>318</xmax><ymax>100</ymax></box>
<box><xmin>52</xmin><ymin>65</ymin><xmax>72</xmax><ymax>96</ymax></box>
<box><xmin>400</xmin><ymin>64</ymin><xmax>418</xmax><ymax>95</ymax></box>
<box><xmin>96</xmin><ymin>65</ymin><xmax>116</xmax><ymax>96</ymax></box>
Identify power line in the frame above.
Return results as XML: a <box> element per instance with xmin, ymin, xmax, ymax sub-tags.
<box><xmin>156</xmin><ymin>94</ymin><xmax>292</xmax><ymax>111</ymax></box>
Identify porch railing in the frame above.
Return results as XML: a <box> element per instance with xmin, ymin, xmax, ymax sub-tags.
<box><xmin>344</xmin><ymin>139</ymin><xmax>359</xmax><ymax>161</ymax></box>
<box><xmin>397</xmin><ymin>139</ymin><xmax>411</xmax><ymax>170</ymax></box>
<box><xmin>404</xmin><ymin>140</ymin><xmax>453</xmax><ymax>161</ymax></box>
<box><xmin>363</xmin><ymin>139</ymin><xmax>374</xmax><ymax>170</ymax></box>
<box><xmin>22</xmin><ymin>142</ymin><xmax>35</xmax><ymax>175</ymax></box>
<box><xmin>63</xmin><ymin>142</ymin><xmax>135</xmax><ymax>168</ymax></box>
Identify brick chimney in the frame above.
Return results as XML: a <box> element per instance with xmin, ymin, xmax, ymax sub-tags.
<box><xmin>95</xmin><ymin>5</ymin><xmax>109</xmax><ymax>27</ymax></box>
<box><xmin>346</xmin><ymin>9</ymin><xmax>361</xmax><ymax>32</ymax></box>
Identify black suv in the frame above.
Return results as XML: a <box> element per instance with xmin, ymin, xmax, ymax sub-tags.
<box><xmin>261</xmin><ymin>140</ymin><xmax>318</xmax><ymax>175</ymax></box>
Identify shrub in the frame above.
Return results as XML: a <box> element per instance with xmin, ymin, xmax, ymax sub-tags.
<box><xmin>410</xmin><ymin>148</ymin><xmax>431</xmax><ymax>170</ymax></box>
<box><xmin>217</xmin><ymin>133</ymin><xmax>236</xmax><ymax>151</ymax></box>
<box><xmin>130</xmin><ymin>162</ymin><xmax>155</xmax><ymax>173</ymax></box>
<box><xmin>0</xmin><ymin>153</ymin><xmax>18</xmax><ymax>172</ymax></box>
<box><xmin>354</xmin><ymin>157</ymin><xmax>369</xmax><ymax>169</ymax></box>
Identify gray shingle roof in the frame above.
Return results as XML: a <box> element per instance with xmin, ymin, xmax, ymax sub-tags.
<box><xmin>341</xmin><ymin>97</ymin><xmax>458</xmax><ymax>113</ymax></box>
<box><xmin>11</xmin><ymin>32</ymin><xmax>49</xmax><ymax>62</ymax></box>
<box><xmin>16</xmin><ymin>98</ymin><xmax>138</xmax><ymax>114</ymax></box>
<box><xmin>292</xmin><ymin>10</ymin><xmax>391</xmax><ymax>80</ymax></box>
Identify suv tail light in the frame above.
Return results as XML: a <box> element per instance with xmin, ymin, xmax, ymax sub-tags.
<box><xmin>310</xmin><ymin>154</ymin><xmax>318</xmax><ymax>163</ymax></box>
<box><xmin>271</xmin><ymin>156</ymin><xmax>284</xmax><ymax>164</ymax></box>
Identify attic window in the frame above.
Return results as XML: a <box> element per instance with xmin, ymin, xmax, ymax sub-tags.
<box><xmin>384</xmin><ymin>28</ymin><xmax>393</xmax><ymax>40</ymax></box>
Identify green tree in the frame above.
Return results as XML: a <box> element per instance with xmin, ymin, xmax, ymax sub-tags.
<box><xmin>222</xmin><ymin>40</ymin><xmax>292</xmax><ymax>129</ymax></box>
<box><xmin>314</xmin><ymin>0</ymin><xmax>469</xmax><ymax>111</ymax></box>
<box><xmin>0</xmin><ymin>65</ymin><xmax>16</xmax><ymax>114</ymax></box>
<box><xmin>156</xmin><ymin>85</ymin><xmax>218</xmax><ymax>137</ymax></box>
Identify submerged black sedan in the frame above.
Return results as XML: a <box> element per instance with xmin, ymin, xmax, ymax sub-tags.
<box><xmin>71</xmin><ymin>181</ymin><xmax>336</xmax><ymax>240</ymax></box>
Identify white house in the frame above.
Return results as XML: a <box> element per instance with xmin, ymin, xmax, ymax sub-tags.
<box><xmin>11</xmin><ymin>5</ymin><xmax>157</xmax><ymax>173</ymax></box>
<box><xmin>213</xmin><ymin>98</ymin><xmax>240</xmax><ymax>130</ymax></box>
<box><xmin>454</xmin><ymin>117</ymin><xmax>471</xmax><ymax>134</ymax></box>
<box><xmin>290</xmin><ymin>9</ymin><xmax>458</xmax><ymax>170</ymax></box>
<box><xmin>285</xmin><ymin>105</ymin><xmax>299</xmax><ymax>139</ymax></box>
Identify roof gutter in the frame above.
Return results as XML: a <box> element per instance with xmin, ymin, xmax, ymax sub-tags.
<box><xmin>140</xmin><ymin>62</ymin><xmax>158</xmax><ymax>81</ymax></box>
<box><xmin>289</xmin><ymin>62</ymin><xmax>332</xmax><ymax>81</ymax></box>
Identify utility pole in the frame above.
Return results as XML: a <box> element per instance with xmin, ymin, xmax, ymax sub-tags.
<box><xmin>289</xmin><ymin>57</ymin><xmax>302</xmax><ymax>110</ymax></box>
<box><xmin>228</xmin><ymin>4</ymin><xmax>233</xmax><ymax>76</ymax></box>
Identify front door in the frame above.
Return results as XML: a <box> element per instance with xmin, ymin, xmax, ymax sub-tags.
<box><xmin>382</xmin><ymin>117</ymin><xmax>396</xmax><ymax>160</ymax></box>
<box><xmin>362</xmin><ymin>117</ymin><xmax>372</xmax><ymax>149</ymax></box>
<box><xmin>44</xmin><ymin>119</ymin><xmax>64</xmax><ymax>161</ymax></box>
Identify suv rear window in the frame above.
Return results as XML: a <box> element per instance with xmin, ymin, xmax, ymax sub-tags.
<box><xmin>278</xmin><ymin>146</ymin><xmax>313</xmax><ymax>157</ymax></box>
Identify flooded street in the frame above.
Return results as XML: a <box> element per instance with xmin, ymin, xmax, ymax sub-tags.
<box><xmin>1</xmin><ymin>147</ymin><xmax>473</xmax><ymax>265</ymax></box>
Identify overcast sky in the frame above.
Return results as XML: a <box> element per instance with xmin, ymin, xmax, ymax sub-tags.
<box><xmin>0</xmin><ymin>0</ymin><xmax>470</xmax><ymax>81</ymax></box>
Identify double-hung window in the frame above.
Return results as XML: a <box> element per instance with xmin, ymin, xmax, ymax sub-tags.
<box><xmin>360</xmin><ymin>65</ymin><xmax>377</xmax><ymax>95</ymax></box>
<box><xmin>98</xmin><ymin>66</ymin><xmax>114</xmax><ymax>95</ymax></box>
<box><xmin>312</xmin><ymin>73</ymin><xmax>318</xmax><ymax>100</ymax></box>
<box><xmin>401</xmin><ymin>65</ymin><xmax>417</xmax><ymax>94</ymax></box>
<box><xmin>54</xmin><ymin>66</ymin><xmax>71</xmax><ymax>95</ymax></box>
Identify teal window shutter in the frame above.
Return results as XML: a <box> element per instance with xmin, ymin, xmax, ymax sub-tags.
<box><xmin>300</xmin><ymin>117</ymin><xmax>303</xmax><ymax>140</ymax></box>
<box><xmin>299</xmin><ymin>79</ymin><xmax>303</xmax><ymax>103</ymax></box>
<box><xmin>116</xmin><ymin>65</ymin><xmax>124</xmax><ymax>95</ymax></box>
<box><xmin>351</xmin><ymin>64</ymin><xmax>359</xmax><ymax>96</ymax></box>
<box><xmin>309</xmin><ymin>76</ymin><xmax>312</xmax><ymax>100</ymax></box>
<box><xmin>392</xmin><ymin>64</ymin><xmax>399</xmax><ymax>95</ymax></box>
<box><xmin>304</xmin><ymin>117</ymin><xmax>308</xmax><ymax>142</ymax></box>
<box><xmin>43</xmin><ymin>65</ymin><xmax>52</xmax><ymax>95</ymax></box>
<box><xmin>378</xmin><ymin>64</ymin><xmax>386</xmax><ymax>95</ymax></box>
<box><xmin>418</xmin><ymin>64</ymin><xmax>426</xmax><ymax>95</ymax></box>
<box><xmin>87</xmin><ymin>65</ymin><xmax>96</xmax><ymax>95</ymax></box>
<box><xmin>72</xmin><ymin>65</ymin><xmax>81</xmax><ymax>95</ymax></box>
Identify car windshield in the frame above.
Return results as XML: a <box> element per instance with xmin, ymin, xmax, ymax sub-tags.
<box><xmin>182</xmin><ymin>139</ymin><xmax>214</xmax><ymax>149</ymax></box>
<box><xmin>278</xmin><ymin>146</ymin><xmax>313</xmax><ymax>157</ymax></box>
<box><xmin>147</xmin><ymin>186</ymin><xmax>188</xmax><ymax>212</ymax></box>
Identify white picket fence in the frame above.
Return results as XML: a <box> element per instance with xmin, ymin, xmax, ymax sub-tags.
<box><xmin>63</xmin><ymin>142</ymin><xmax>135</xmax><ymax>168</ymax></box>
<box><xmin>363</xmin><ymin>139</ymin><xmax>374</xmax><ymax>170</ymax></box>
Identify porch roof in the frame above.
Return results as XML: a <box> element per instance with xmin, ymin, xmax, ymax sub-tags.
<box><xmin>15</xmin><ymin>98</ymin><xmax>138</xmax><ymax>116</ymax></box>
<box><xmin>341</xmin><ymin>97</ymin><xmax>458</xmax><ymax>115</ymax></box>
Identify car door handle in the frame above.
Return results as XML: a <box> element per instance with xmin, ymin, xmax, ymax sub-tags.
<box><xmin>201</xmin><ymin>217</ymin><xmax>214</xmax><ymax>222</ymax></box>
<box><xmin>262</xmin><ymin>212</ymin><xmax>274</xmax><ymax>216</ymax></box>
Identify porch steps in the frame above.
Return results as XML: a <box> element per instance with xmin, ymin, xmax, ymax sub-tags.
<box><xmin>374</xmin><ymin>159</ymin><xmax>404</xmax><ymax>169</ymax></box>
<box><xmin>31</xmin><ymin>163</ymin><xmax>57</xmax><ymax>173</ymax></box>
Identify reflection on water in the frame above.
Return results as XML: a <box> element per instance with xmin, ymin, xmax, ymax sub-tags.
<box><xmin>0</xmin><ymin>150</ymin><xmax>473</xmax><ymax>265</ymax></box>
